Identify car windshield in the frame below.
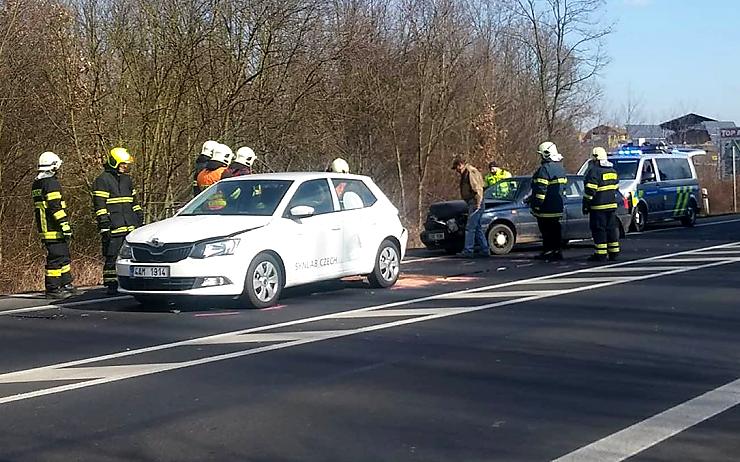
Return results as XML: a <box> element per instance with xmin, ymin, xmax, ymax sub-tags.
<box><xmin>484</xmin><ymin>178</ymin><xmax>522</xmax><ymax>202</ymax></box>
<box><xmin>180</xmin><ymin>180</ymin><xmax>292</xmax><ymax>216</ymax></box>
<box><xmin>611</xmin><ymin>159</ymin><xmax>640</xmax><ymax>180</ymax></box>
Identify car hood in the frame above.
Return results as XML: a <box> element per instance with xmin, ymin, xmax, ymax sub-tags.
<box><xmin>127</xmin><ymin>215</ymin><xmax>272</xmax><ymax>244</ymax></box>
<box><xmin>428</xmin><ymin>200</ymin><xmax>467</xmax><ymax>220</ymax></box>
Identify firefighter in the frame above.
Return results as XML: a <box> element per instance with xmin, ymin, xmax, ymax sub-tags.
<box><xmin>193</xmin><ymin>140</ymin><xmax>218</xmax><ymax>196</ymax></box>
<box><xmin>32</xmin><ymin>152</ymin><xmax>76</xmax><ymax>299</ymax></box>
<box><xmin>92</xmin><ymin>147</ymin><xmax>144</xmax><ymax>295</ymax></box>
<box><xmin>484</xmin><ymin>162</ymin><xmax>512</xmax><ymax>188</ymax></box>
<box><xmin>222</xmin><ymin>146</ymin><xmax>256</xmax><ymax>179</ymax></box>
<box><xmin>196</xmin><ymin>143</ymin><xmax>233</xmax><ymax>191</ymax></box>
<box><xmin>583</xmin><ymin>147</ymin><xmax>620</xmax><ymax>262</ymax></box>
<box><xmin>530</xmin><ymin>141</ymin><xmax>567</xmax><ymax>261</ymax></box>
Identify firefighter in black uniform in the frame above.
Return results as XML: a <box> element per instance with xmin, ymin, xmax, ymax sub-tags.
<box><xmin>92</xmin><ymin>147</ymin><xmax>144</xmax><ymax>294</ymax></box>
<box><xmin>583</xmin><ymin>147</ymin><xmax>620</xmax><ymax>262</ymax></box>
<box><xmin>530</xmin><ymin>141</ymin><xmax>567</xmax><ymax>261</ymax></box>
<box><xmin>32</xmin><ymin>152</ymin><xmax>76</xmax><ymax>299</ymax></box>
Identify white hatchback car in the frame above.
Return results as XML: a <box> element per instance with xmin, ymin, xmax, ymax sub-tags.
<box><xmin>116</xmin><ymin>172</ymin><xmax>408</xmax><ymax>308</ymax></box>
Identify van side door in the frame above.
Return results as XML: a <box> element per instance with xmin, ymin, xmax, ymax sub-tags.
<box><xmin>637</xmin><ymin>158</ymin><xmax>665</xmax><ymax>220</ymax></box>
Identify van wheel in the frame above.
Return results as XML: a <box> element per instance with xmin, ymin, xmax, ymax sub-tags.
<box><xmin>681</xmin><ymin>201</ymin><xmax>697</xmax><ymax>227</ymax></box>
<box><xmin>243</xmin><ymin>253</ymin><xmax>283</xmax><ymax>309</ymax></box>
<box><xmin>631</xmin><ymin>204</ymin><xmax>647</xmax><ymax>232</ymax></box>
<box><xmin>488</xmin><ymin>223</ymin><xmax>515</xmax><ymax>255</ymax></box>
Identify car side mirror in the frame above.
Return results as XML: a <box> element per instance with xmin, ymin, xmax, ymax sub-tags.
<box><xmin>642</xmin><ymin>172</ymin><xmax>655</xmax><ymax>183</ymax></box>
<box><xmin>290</xmin><ymin>205</ymin><xmax>315</xmax><ymax>218</ymax></box>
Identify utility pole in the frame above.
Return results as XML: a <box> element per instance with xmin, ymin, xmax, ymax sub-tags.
<box><xmin>734</xmin><ymin>145</ymin><xmax>738</xmax><ymax>213</ymax></box>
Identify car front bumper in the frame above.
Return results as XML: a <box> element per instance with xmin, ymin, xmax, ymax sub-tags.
<box><xmin>116</xmin><ymin>256</ymin><xmax>246</xmax><ymax>296</ymax></box>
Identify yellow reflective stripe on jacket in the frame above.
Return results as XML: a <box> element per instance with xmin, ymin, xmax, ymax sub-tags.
<box><xmin>107</xmin><ymin>196</ymin><xmax>134</xmax><ymax>204</ymax></box>
<box><xmin>591</xmin><ymin>203</ymin><xmax>617</xmax><ymax>210</ymax></box>
<box><xmin>535</xmin><ymin>194</ymin><xmax>546</xmax><ymax>200</ymax></box>
<box><xmin>596</xmin><ymin>184</ymin><xmax>619</xmax><ymax>192</ymax></box>
<box><xmin>110</xmin><ymin>226</ymin><xmax>134</xmax><ymax>234</ymax></box>
<box><xmin>32</xmin><ymin>188</ymin><xmax>43</xmax><ymax>197</ymax></box>
<box><xmin>602</xmin><ymin>172</ymin><xmax>618</xmax><ymax>181</ymax></box>
<box><xmin>95</xmin><ymin>208</ymin><xmax>109</xmax><ymax>216</ymax></box>
<box><xmin>534</xmin><ymin>178</ymin><xmax>549</xmax><ymax>185</ymax></box>
<box><xmin>132</xmin><ymin>205</ymin><xmax>142</xmax><ymax>212</ymax></box>
<box><xmin>52</xmin><ymin>210</ymin><xmax>67</xmax><ymax>221</ymax></box>
<box><xmin>45</xmin><ymin>191</ymin><xmax>62</xmax><ymax>200</ymax></box>
<box><xmin>585</xmin><ymin>183</ymin><xmax>598</xmax><ymax>190</ymax></box>
<box><xmin>60</xmin><ymin>201</ymin><xmax>67</xmax><ymax>208</ymax></box>
<box><xmin>533</xmin><ymin>211</ymin><xmax>563</xmax><ymax>218</ymax></box>
<box><xmin>583</xmin><ymin>194</ymin><xmax>593</xmax><ymax>200</ymax></box>
<box><xmin>93</xmin><ymin>190</ymin><xmax>110</xmax><ymax>198</ymax></box>
<box><xmin>549</xmin><ymin>178</ymin><xmax>567</xmax><ymax>184</ymax></box>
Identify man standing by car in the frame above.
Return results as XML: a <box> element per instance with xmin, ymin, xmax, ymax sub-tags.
<box><xmin>452</xmin><ymin>157</ymin><xmax>489</xmax><ymax>258</ymax></box>
<box><xmin>583</xmin><ymin>147</ymin><xmax>620</xmax><ymax>262</ymax></box>
<box><xmin>530</xmin><ymin>141</ymin><xmax>567</xmax><ymax>261</ymax></box>
<box><xmin>92</xmin><ymin>147</ymin><xmax>144</xmax><ymax>294</ymax></box>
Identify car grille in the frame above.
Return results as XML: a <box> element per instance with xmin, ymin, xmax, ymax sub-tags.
<box><xmin>131</xmin><ymin>244</ymin><xmax>193</xmax><ymax>263</ymax></box>
<box><xmin>425</xmin><ymin>216</ymin><xmax>446</xmax><ymax>231</ymax></box>
<box><xmin>119</xmin><ymin>276</ymin><xmax>196</xmax><ymax>291</ymax></box>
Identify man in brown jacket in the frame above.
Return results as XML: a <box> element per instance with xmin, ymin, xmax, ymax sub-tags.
<box><xmin>452</xmin><ymin>157</ymin><xmax>490</xmax><ymax>258</ymax></box>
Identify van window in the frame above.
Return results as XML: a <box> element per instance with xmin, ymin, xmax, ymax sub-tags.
<box><xmin>611</xmin><ymin>159</ymin><xmax>640</xmax><ymax>180</ymax></box>
<box><xmin>655</xmin><ymin>158</ymin><xmax>692</xmax><ymax>181</ymax></box>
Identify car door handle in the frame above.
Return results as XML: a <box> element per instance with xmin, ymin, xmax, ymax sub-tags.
<box><xmin>331</xmin><ymin>227</ymin><xmax>341</xmax><ymax>231</ymax></box>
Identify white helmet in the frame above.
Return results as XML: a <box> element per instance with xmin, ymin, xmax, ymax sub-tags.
<box><xmin>211</xmin><ymin>143</ymin><xmax>234</xmax><ymax>165</ymax></box>
<box><xmin>592</xmin><ymin>147</ymin><xmax>608</xmax><ymax>161</ymax></box>
<box><xmin>200</xmin><ymin>140</ymin><xmax>219</xmax><ymax>158</ymax></box>
<box><xmin>38</xmin><ymin>151</ymin><xmax>62</xmax><ymax>172</ymax></box>
<box><xmin>329</xmin><ymin>157</ymin><xmax>349</xmax><ymax>173</ymax></box>
<box><xmin>537</xmin><ymin>141</ymin><xmax>562</xmax><ymax>161</ymax></box>
<box><xmin>234</xmin><ymin>146</ymin><xmax>256</xmax><ymax>167</ymax></box>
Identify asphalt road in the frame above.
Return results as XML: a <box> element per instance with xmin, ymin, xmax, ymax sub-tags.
<box><xmin>1</xmin><ymin>215</ymin><xmax>740</xmax><ymax>462</ymax></box>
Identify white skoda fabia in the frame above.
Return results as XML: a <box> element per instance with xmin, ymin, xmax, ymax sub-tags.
<box><xmin>116</xmin><ymin>173</ymin><xmax>408</xmax><ymax>308</ymax></box>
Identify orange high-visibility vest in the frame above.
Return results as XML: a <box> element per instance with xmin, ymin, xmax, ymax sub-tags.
<box><xmin>197</xmin><ymin>167</ymin><xmax>227</xmax><ymax>190</ymax></box>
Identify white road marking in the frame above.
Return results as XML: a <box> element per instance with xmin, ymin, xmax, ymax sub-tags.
<box><xmin>525</xmin><ymin>277</ymin><xmax>633</xmax><ymax>284</ymax></box>
<box><xmin>660</xmin><ymin>257</ymin><xmax>740</xmax><ymax>263</ymax></box>
<box><xmin>586</xmin><ymin>266</ymin><xmax>692</xmax><ymax>272</ymax></box>
<box><xmin>443</xmin><ymin>290</ymin><xmax>565</xmax><ymax>299</ymax></box>
<box><xmin>331</xmin><ymin>308</ymin><xmax>470</xmax><ymax>318</ymax></box>
<box><xmin>553</xmin><ymin>378</ymin><xmax>740</xmax><ymax>462</ymax></box>
<box><xmin>0</xmin><ymin>296</ymin><xmax>131</xmax><ymax>316</ymax></box>
<box><xmin>630</xmin><ymin>217</ymin><xmax>740</xmax><ymax>236</ymax></box>
<box><xmin>0</xmin><ymin>241</ymin><xmax>738</xmax><ymax>406</ymax></box>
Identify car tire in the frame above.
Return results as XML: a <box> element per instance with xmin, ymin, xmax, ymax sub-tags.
<box><xmin>681</xmin><ymin>201</ymin><xmax>697</xmax><ymax>227</ymax></box>
<box><xmin>368</xmin><ymin>239</ymin><xmax>401</xmax><ymax>288</ymax></box>
<box><xmin>487</xmin><ymin>223</ymin><xmax>515</xmax><ymax>255</ymax></box>
<box><xmin>631</xmin><ymin>204</ymin><xmax>647</xmax><ymax>232</ymax></box>
<box><xmin>243</xmin><ymin>252</ymin><xmax>283</xmax><ymax>309</ymax></box>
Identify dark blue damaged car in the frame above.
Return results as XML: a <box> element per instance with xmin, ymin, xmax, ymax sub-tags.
<box><xmin>420</xmin><ymin>175</ymin><xmax>632</xmax><ymax>255</ymax></box>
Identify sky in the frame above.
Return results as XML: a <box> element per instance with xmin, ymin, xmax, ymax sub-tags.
<box><xmin>601</xmin><ymin>0</ymin><xmax>740</xmax><ymax>126</ymax></box>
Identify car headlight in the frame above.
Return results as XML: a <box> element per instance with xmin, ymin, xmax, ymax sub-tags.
<box><xmin>446</xmin><ymin>218</ymin><xmax>459</xmax><ymax>233</ymax></box>
<box><xmin>119</xmin><ymin>241</ymin><xmax>133</xmax><ymax>260</ymax></box>
<box><xmin>190</xmin><ymin>238</ymin><xmax>240</xmax><ymax>259</ymax></box>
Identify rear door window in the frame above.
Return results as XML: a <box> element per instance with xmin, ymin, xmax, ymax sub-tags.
<box><xmin>655</xmin><ymin>158</ymin><xmax>692</xmax><ymax>181</ymax></box>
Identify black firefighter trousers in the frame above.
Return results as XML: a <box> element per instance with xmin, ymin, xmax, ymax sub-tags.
<box><xmin>102</xmin><ymin>233</ymin><xmax>126</xmax><ymax>288</ymax></box>
<box><xmin>537</xmin><ymin>217</ymin><xmax>562</xmax><ymax>254</ymax></box>
<box><xmin>45</xmin><ymin>240</ymin><xmax>72</xmax><ymax>292</ymax></box>
<box><xmin>589</xmin><ymin>210</ymin><xmax>620</xmax><ymax>259</ymax></box>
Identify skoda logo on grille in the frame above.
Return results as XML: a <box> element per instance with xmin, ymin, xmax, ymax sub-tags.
<box><xmin>149</xmin><ymin>237</ymin><xmax>164</xmax><ymax>248</ymax></box>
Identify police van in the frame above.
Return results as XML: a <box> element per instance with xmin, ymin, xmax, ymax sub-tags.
<box><xmin>578</xmin><ymin>144</ymin><xmax>704</xmax><ymax>232</ymax></box>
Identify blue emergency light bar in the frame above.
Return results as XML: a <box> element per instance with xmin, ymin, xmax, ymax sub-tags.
<box><xmin>616</xmin><ymin>148</ymin><xmax>643</xmax><ymax>156</ymax></box>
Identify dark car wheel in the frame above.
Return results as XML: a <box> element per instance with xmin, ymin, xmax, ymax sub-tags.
<box><xmin>368</xmin><ymin>239</ymin><xmax>401</xmax><ymax>288</ymax></box>
<box><xmin>243</xmin><ymin>252</ymin><xmax>283</xmax><ymax>309</ymax></box>
<box><xmin>631</xmin><ymin>204</ymin><xmax>647</xmax><ymax>232</ymax></box>
<box><xmin>488</xmin><ymin>223</ymin><xmax>515</xmax><ymax>255</ymax></box>
<box><xmin>681</xmin><ymin>201</ymin><xmax>697</xmax><ymax>227</ymax></box>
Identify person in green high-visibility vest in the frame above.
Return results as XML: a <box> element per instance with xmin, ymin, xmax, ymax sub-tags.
<box><xmin>484</xmin><ymin>162</ymin><xmax>512</xmax><ymax>188</ymax></box>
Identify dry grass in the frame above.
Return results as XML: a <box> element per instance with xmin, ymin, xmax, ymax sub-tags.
<box><xmin>1</xmin><ymin>252</ymin><xmax>102</xmax><ymax>294</ymax></box>
<box><xmin>697</xmin><ymin>166</ymin><xmax>738</xmax><ymax>215</ymax></box>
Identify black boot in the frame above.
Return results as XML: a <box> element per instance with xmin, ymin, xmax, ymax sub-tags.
<box><xmin>46</xmin><ymin>288</ymin><xmax>72</xmax><ymax>300</ymax></box>
<box><xmin>62</xmin><ymin>284</ymin><xmax>79</xmax><ymax>295</ymax></box>
<box><xmin>106</xmin><ymin>284</ymin><xmax>118</xmax><ymax>296</ymax></box>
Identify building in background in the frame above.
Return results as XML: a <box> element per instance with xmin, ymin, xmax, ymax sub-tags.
<box><xmin>582</xmin><ymin>125</ymin><xmax>628</xmax><ymax>149</ymax></box>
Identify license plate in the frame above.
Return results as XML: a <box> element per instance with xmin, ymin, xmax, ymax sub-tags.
<box><xmin>429</xmin><ymin>232</ymin><xmax>445</xmax><ymax>241</ymax></box>
<box><xmin>130</xmin><ymin>266</ymin><xmax>170</xmax><ymax>278</ymax></box>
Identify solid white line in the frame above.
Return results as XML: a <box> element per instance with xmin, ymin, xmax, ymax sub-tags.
<box><xmin>553</xmin><ymin>378</ymin><xmax>740</xmax><ymax>462</ymax></box>
<box><xmin>0</xmin><ymin>296</ymin><xmax>131</xmax><ymax>316</ymax></box>
<box><xmin>660</xmin><ymin>257</ymin><xmax>740</xmax><ymax>263</ymax></box>
<box><xmin>0</xmin><ymin>243</ymin><xmax>738</xmax><ymax>405</ymax></box>
<box><xmin>442</xmin><ymin>290</ymin><xmax>565</xmax><ymax>299</ymax></box>
<box><xmin>331</xmin><ymin>308</ymin><xmax>469</xmax><ymax>318</ymax></box>
<box><xmin>525</xmin><ymin>277</ymin><xmax>633</xmax><ymax>284</ymax></box>
<box><xmin>585</xmin><ymin>266</ymin><xmax>692</xmax><ymax>272</ymax></box>
<box><xmin>402</xmin><ymin>255</ymin><xmax>451</xmax><ymax>264</ymax></box>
